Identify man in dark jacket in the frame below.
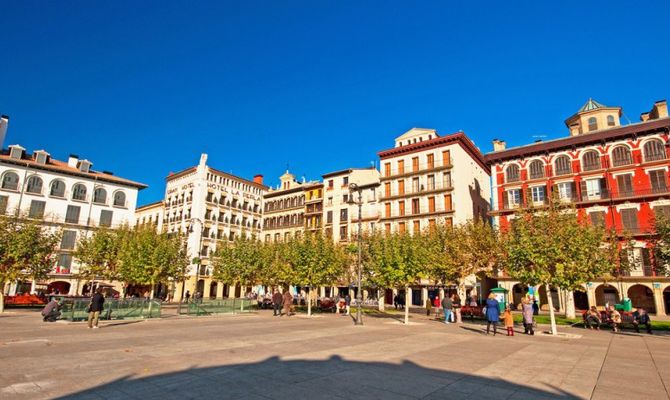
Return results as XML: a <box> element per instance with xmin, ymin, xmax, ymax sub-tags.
<box><xmin>633</xmin><ymin>307</ymin><xmax>652</xmax><ymax>334</ymax></box>
<box><xmin>441</xmin><ymin>295</ymin><xmax>453</xmax><ymax>324</ymax></box>
<box><xmin>272</xmin><ymin>289</ymin><xmax>283</xmax><ymax>316</ymax></box>
<box><xmin>88</xmin><ymin>289</ymin><xmax>105</xmax><ymax>329</ymax></box>
<box><xmin>41</xmin><ymin>298</ymin><xmax>61</xmax><ymax>322</ymax></box>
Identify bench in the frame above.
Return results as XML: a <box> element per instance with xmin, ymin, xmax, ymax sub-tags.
<box><xmin>582</xmin><ymin>310</ymin><xmax>635</xmax><ymax>330</ymax></box>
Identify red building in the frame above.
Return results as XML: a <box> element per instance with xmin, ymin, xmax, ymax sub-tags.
<box><xmin>486</xmin><ymin>99</ymin><xmax>670</xmax><ymax>315</ymax></box>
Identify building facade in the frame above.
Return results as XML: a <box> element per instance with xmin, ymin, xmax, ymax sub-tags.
<box><xmin>487</xmin><ymin>99</ymin><xmax>670</xmax><ymax>315</ymax></box>
<box><xmin>0</xmin><ymin>143</ymin><xmax>145</xmax><ymax>296</ymax></box>
<box><xmin>134</xmin><ymin>200</ymin><xmax>164</xmax><ymax>231</ymax></box>
<box><xmin>262</xmin><ymin>171</ymin><xmax>307</xmax><ymax>242</ymax></box>
<box><xmin>304</xmin><ymin>182</ymin><xmax>324</xmax><ymax>234</ymax></box>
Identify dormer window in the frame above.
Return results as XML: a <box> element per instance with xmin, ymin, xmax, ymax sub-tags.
<box><xmin>607</xmin><ymin>115</ymin><xmax>615</xmax><ymax>127</ymax></box>
<box><xmin>78</xmin><ymin>160</ymin><xmax>92</xmax><ymax>173</ymax></box>
<box><xmin>34</xmin><ymin>151</ymin><xmax>49</xmax><ymax>165</ymax></box>
<box><xmin>8</xmin><ymin>145</ymin><xmax>24</xmax><ymax>160</ymax></box>
<box><xmin>588</xmin><ymin>117</ymin><xmax>598</xmax><ymax>132</ymax></box>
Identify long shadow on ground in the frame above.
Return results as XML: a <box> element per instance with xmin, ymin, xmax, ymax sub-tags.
<box><xmin>57</xmin><ymin>355</ymin><xmax>579</xmax><ymax>399</ymax></box>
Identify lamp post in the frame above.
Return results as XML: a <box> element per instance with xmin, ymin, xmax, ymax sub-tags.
<box><xmin>349</xmin><ymin>183</ymin><xmax>364</xmax><ymax>326</ymax></box>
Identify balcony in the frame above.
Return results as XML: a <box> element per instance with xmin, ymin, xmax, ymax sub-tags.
<box><xmin>351</xmin><ymin>211</ymin><xmax>381</xmax><ymax>222</ymax></box>
<box><xmin>380</xmin><ymin>206</ymin><xmax>454</xmax><ymax>221</ymax></box>
<box><xmin>381</xmin><ymin>181</ymin><xmax>453</xmax><ymax>200</ymax></box>
<box><xmin>381</xmin><ymin>158</ymin><xmax>452</xmax><ymax>181</ymax></box>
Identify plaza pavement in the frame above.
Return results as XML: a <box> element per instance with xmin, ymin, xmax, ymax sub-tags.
<box><xmin>1</xmin><ymin>308</ymin><xmax>669</xmax><ymax>400</ymax></box>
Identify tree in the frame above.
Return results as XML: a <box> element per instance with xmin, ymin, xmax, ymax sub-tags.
<box><xmin>365</xmin><ymin>232</ymin><xmax>428</xmax><ymax>324</ymax></box>
<box><xmin>503</xmin><ymin>204</ymin><xmax>614</xmax><ymax>334</ymax></box>
<box><xmin>287</xmin><ymin>232</ymin><xmax>347</xmax><ymax>316</ymax></box>
<box><xmin>649</xmin><ymin>215</ymin><xmax>670</xmax><ymax>276</ymax></box>
<box><xmin>0</xmin><ymin>217</ymin><xmax>61</xmax><ymax>313</ymax></box>
<box><xmin>74</xmin><ymin>226</ymin><xmax>130</xmax><ymax>292</ymax></box>
<box><xmin>211</xmin><ymin>235</ymin><xmax>265</xmax><ymax>292</ymax></box>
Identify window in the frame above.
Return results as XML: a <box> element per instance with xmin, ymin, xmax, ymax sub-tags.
<box><xmin>621</xmin><ymin>208</ymin><xmax>638</xmax><ymax>232</ymax></box>
<box><xmin>649</xmin><ymin>169</ymin><xmax>667</xmax><ymax>193</ymax></box>
<box><xmin>444</xmin><ymin>194</ymin><xmax>452</xmax><ymax>211</ymax></box>
<box><xmin>398</xmin><ymin>160</ymin><xmax>405</xmax><ymax>174</ymax></box>
<box><xmin>339</xmin><ymin>225</ymin><xmax>348</xmax><ymax>240</ymax></box>
<box><xmin>328</xmin><ymin>179</ymin><xmax>334</xmax><ymax>189</ymax></box>
<box><xmin>443</xmin><ymin>172</ymin><xmax>452</xmax><ymax>188</ymax></box>
<box><xmin>398</xmin><ymin>222</ymin><xmax>406</xmax><ymax>234</ymax></box>
<box><xmin>445</xmin><ymin>217</ymin><xmax>453</xmax><ymax>227</ymax></box>
<box><xmin>611</xmin><ymin>146</ymin><xmax>632</xmax><ymax>167</ymax></box>
<box><xmin>384</xmin><ymin>203</ymin><xmax>391</xmax><ymax>217</ymax></box>
<box><xmin>28</xmin><ymin>200</ymin><xmax>46</xmax><ymax>219</ymax></box>
<box><xmin>531</xmin><ymin>186</ymin><xmax>546</xmax><ymax>203</ymax></box>
<box><xmin>384</xmin><ymin>163</ymin><xmax>391</xmax><ymax>177</ymax></box>
<box><xmin>428</xmin><ymin>197</ymin><xmax>435</xmax><ymax>213</ymax></box>
<box><xmin>412</xmin><ymin>198</ymin><xmax>420</xmax><ymax>214</ymax></box>
<box><xmin>26</xmin><ymin>176</ymin><xmax>43</xmax><ymax>194</ymax></box>
<box><xmin>427</xmin><ymin>154</ymin><xmax>434</xmax><ymax>169</ymax></box>
<box><xmin>555</xmin><ymin>182</ymin><xmax>575</xmax><ymax>201</ymax></box>
<box><xmin>589</xmin><ymin>211</ymin><xmax>606</xmax><ymax>228</ymax></box>
<box><xmin>100</xmin><ymin>210</ymin><xmax>113</xmax><ymax>227</ymax></box>
<box><xmin>343</xmin><ymin>194</ymin><xmax>349</xmax><ymax>203</ymax></box>
<box><xmin>654</xmin><ymin>205</ymin><xmax>670</xmax><ymax>221</ymax></box>
<box><xmin>588</xmin><ymin>117</ymin><xmax>598</xmax><ymax>132</ymax></box>
<box><xmin>412</xmin><ymin>177</ymin><xmax>419</xmax><ymax>192</ymax></box>
<box><xmin>50</xmin><ymin>180</ymin><xmax>66</xmax><ymax>197</ymax></box>
<box><xmin>616</xmin><ymin>174</ymin><xmax>633</xmax><ymax>197</ymax></box>
<box><xmin>342</xmin><ymin>177</ymin><xmax>349</xmax><ymax>186</ymax></box>
<box><xmin>529</xmin><ymin>160</ymin><xmax>544</xmax><ymax>179</ymax></box>
<box><xmin>340</xmin><ymin>208</ymin><xmax>348</xmax><ymax>221</ymax></box>
<box><xmin>93</xmin><ymin>188</ymin><xmax>107</xmax><ymax>204</ymax></box>
<box><xmin>607</xmin><ymin>115</ymin><xmax>616</xmax><ymax>127</ymax></box>
<box><xmin>72</xmin><ymin>184</ymin><xmax>87</xmax><ymax>201</ymax></box>
<box><xmin>65</xmin><ymin>205</ymin><xmax>81</xmax><ymax>224</ymax></box>
<box><xmin>398</xmin><ymin>201</ymin><xmax>405</xmax><ymax>216</ymax></box>
<box><xmin>506</xmin><ymin>189</ymin><xmax>521</xmax><ymax>208</ymax></box>
<box><xmin>1</xmin><ymin>172</ymin><xmax>19</xmax><ymax>190</ymax></box>
<box><xmin>554</xmin><ymin>156</ymin><xmax>572</xmax><ymax>176</ymax></box>
<box><xmin>398</xmin><ymin>180</ymin><xmax>405</xmax><ymax>195</ymax></box>
<box><xmin>412</xmin><ymin>157</ymin><xmax>419</xmax><ymax>172</ymax></box>
<box><xmin>58</xmin><ymin>254</ymin><xmax>73</xmax><ymax>270</ymax></box>
<box><xmin>0</xmin><ymin>195</ymin><xmax>7</xmax><ymax>214</ymax></box>
<box><xmin>427</xmin><ymin>175</ymin><xmax>435</xmax><ymax>190</ymax></box>
<box><xmin>384</xmin><ymin>182</ymin><xmax>391</xmax><ymax>197</ymax></box>
<box><xmin>582</xmin><ymin>151</ymin><xmax>601</xmax><ymax>171</ymax></box>
<box><xmin>582</xmin><ymin>178</ymin><xmax>606</xmax><ymax>200</ymax></box>
<box><xmin>428</xmin><ymin>219</ymin><xmax>436</xmax><ymax>231</ymax></box>
<box><xmin>442</xmin><ymin>150</ymin><xmax>450</xmax><ymax>166</ymax></box>
<box><xmin>384</xmin><ymin>223</ymin><xmax>391</xmax><ymax>234</ymax></box>
<box><xmin>643</xmin><ymin>140</ymin><xmax>665</xmax><ymax>162</ymax></box>
<box><xmin>413</xmin><ymin>220</ymin><xmax>420</xmax><ymax>233</ymax></box>
<box><xmin>61</xmin><ymin>230</ymin><xmax>77</xmax><ymax>250</ymax></box>
<box><xmin>506</xmin><ymin>165</ymin><xmax>520</xmax><ymax>182</ymax></box>
<box><xmin>113</xmin><ymin>191</ymin><xmax>126</xmax><ymax>207</ymax></box>
<box><xmin>326</xmin><ymin>211</ymin><xmax>333</xmax><ymax>224</ymax></box>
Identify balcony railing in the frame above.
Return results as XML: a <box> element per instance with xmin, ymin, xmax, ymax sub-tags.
<box><xmin>381</xmin><ymin>182</ymin><xmax>453</xmax><ymax>199</ymax></box>
<box><xmin>351</xmin><ymin>212</ymin><xmax>381</xmax><ymax>222</ymax></box>
<box><xmin>380</xmin><ymin>206</ymin><xmax>454</xmax><ymax>220</ymax></box>
<box><xmin>382</xmin><ymin>158</ymin><xmax>452</xmax><ymax>180</ymax></box>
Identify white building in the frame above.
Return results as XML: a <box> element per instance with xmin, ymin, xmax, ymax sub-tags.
<box><xmin>0</xmin><ymin>141</ymin><xmax>146</xmax><ymax>296</ymax></box>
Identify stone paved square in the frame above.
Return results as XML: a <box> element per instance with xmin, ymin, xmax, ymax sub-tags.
<box><xmin>1</xmin><ymin>309</ymin><xmax>669</xmax><ymax>399</ymax></box>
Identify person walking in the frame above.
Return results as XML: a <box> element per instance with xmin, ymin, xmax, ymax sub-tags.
<box><xmin>485</xmin><ymin>293</ymin><xmax>500</xmax><ymax>335</ymax></box>
<box><xmin>393</xmin><ymin>294</ymin><xmax>399</xmax><ymax>310</ymax></box>
<box><xmin>433</xmin><ymin>295</ymin><xmax>441</xmax><ymax>319</ymax></box>
<box><xmin>453</xmin><ymin>293</ymin><xmax>462</xmax><ymax>323</ymax></box>
<box><xmin>87</xmin><ymin>288</ymin><xmax>105</xmax><ymax>329</ymax></box>
<box><xmin>503</xmin><ymin>304</ymin><xmax>514</xmax><ymax>336</ymax></box>
<box><xmin>185</xmin><ymin>290</ymin><xmax>191</xmax><ymax>303</ymax></box>
<box><xmin>344</xmin><ymin>293</ymin><xmax>351</xmax><ymax>316</ymax></box>
<box><xmin>272</xmin><ymin>289</ymin><xmax>283</xmax><ymax>316</ymax></box>
<box><xmin>425</xmin><ymin>297</ymin><xmax>432</xmax><ymax>316</ymax></box>
<box><xmin>282</xmin><ymin>290</ymin><xmax>293</xmax><ymax>317</ymax></box>
<box><xmin>441</xmin><ymin>294</ymin><xmax>453</xmax><ymax>324</ymax></box>
<box><xmin>521</xmin><ymin>297</ymin><xmax>535</xmax><ymax>335</ymax></box>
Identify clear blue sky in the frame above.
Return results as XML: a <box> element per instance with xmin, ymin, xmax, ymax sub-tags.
<box><xmin>2</xmin><ymin>1</ymin><xmax>669</xmax><ymax>205</ymax></box>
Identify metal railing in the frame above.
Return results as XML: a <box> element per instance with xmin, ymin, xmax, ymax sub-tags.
<box><xmin>59</xmin><ymin>298</ymin><xmax>161</xmax><ymax>321</ymax></box>
<box><xmin>180</xmin><ymin>298</ymin><xmax>257</xmax><ymax>316</ymax></box>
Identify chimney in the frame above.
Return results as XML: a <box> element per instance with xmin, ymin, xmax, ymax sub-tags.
<box><xmin>492</xmin><ymin>139</ymin><xmax>506</xmax><ymax>152</ymax></box>
<box><xmin>68</xmin><ymin>154</ymin><xmax>79</xmax><ymax>168</ymax></box>
<box><xmin>640</xmin><ymin>112</ymin><xmax>650</xmax><ymax>122</ymax></box>
<box><xmin>253</xmin><ymin>174</ymin><xmax>264</xmax><ymax>185</ymax></box>
<box><xmin>0</xmin><ymin>115</ymin><xmax>8</xmax><ymax>149</ymax></box>
<box><xmin>650</xmin><ymin>100</ymin><xmax>668</xmax><ymax>120</ymax></box>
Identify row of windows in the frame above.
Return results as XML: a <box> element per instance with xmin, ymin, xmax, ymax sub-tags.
<box><xmin>586</xmin><ymin>115</ymin><xmax>616</xmax><ymax>132</ymax></box>
<box><xmin>0</xmin><ymin>196</ymin><xmax>115</xmax><ymax>227</ymax></box>
<box><xmin>383</xmin><ymin>173</ymin><xmax>452</xmax><ymax>197</ymax></box>
<box><xmin>505</xmin><ymin>140</ymin><xmax>666</xmax><ymax>183</ymax></box>
<box><xmin>265</xmin><ymin>196</ymin><xmax>304</xmax><ymax>212</ymax></box>
<box><xmin>263</xmin><ymin>213</ymin><xmax>304</xmax><ymax>229</ymax></box>
<box><xmin>206</xmin><ymin>172</ymin><xmax>263</xmax><ymax>195</ymax></box>
<box><xmin>0</xmin><ymin>172</ymin><xmax>127</xmax><ymax>207</ymax></box>
<box><xmin>383</xmin><ymin>150</ymin><xmax>451</xmax><ymax>177</ymax></box>
<box><xmin>383</xmin><ymin>195</ymin><xmax>453</xmax><ymax>217</ymax></box>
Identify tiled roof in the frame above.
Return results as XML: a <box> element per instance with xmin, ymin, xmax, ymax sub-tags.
<box><xmin>578</xmin><ymin>98</ymin><xmax>607</xmax><ymax>112</ymax></box>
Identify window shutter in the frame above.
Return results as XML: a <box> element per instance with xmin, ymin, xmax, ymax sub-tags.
<box><xmin>502</xmin><ymin>191</ymin><xmax>509</xmax><ymax>209</ymax></box>
<box><xmin>580</xmin><ymin>181</ymin><xmax>587</xmax><ymax>200</ymax></box>
<box><xmin>569</xmin><ymin>182</ymin><xmax>577</xmax><ymax>200</ymax></box>
<box><xmin>599</xmin><ymin>178</ymin><xmax>609</xmax><ymax>198</ymax></box>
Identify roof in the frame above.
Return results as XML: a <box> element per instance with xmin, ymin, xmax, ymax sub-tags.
<box><xmin>485</xmin><ymin>117</ymin><xmax>670</xmax><ymax>164</ymax></box>
<box><xmin>135</xmin><ymin>200</ymin><xmax>164</xmax><ymax>211</ymax></box>
<box><xmin>579</xmin><ymin>98</ymin><xmax>606</xmax><ymax>113</ymax></box>
<box><xmin>0</xmin><ymin>149</ymin><xmax>147</xmax><ymax>189</ymax></box>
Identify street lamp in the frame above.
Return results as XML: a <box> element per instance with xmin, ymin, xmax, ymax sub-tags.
<box><xmin>348</xmin><ymin>183</ymin><xmax>364</xmax><ymax>326</ymax></box>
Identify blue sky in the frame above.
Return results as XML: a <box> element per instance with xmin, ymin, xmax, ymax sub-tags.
<box><xmin>2</xmin><ymin>1</ymin><xmax>669</xmax><ymax>204</ymax></box>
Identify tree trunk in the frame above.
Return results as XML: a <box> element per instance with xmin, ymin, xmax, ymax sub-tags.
<box><xmin>148</xmin><ymin>282</ymin><xmax>155</xmax><ymax>316</ymax></box>
<box><xmin>307</xmin><ymin>287</ymin><xmax>312</xmax><ymax>317</ymax></box>
<box><xmin>545</xmin><ymin>284</ymin><xmax>558</xmax><ymax>335</ymax></box>
<box><xmin>378</xmin><ymin>289</ymin><xmax>385</xmax><ymax>311</ymax></box>
<box><xmin>565</xmin><ymin>290</ymin><xmax>576</xmax><ymax>319</ymax></box>
<box><xmin>457</xmin><ymin>279</ymin><xmax>466</xmax><ymax>304</ymax></box>
<box><xmin>0</xmin><ymin>285</ymin><xmax>4</xmax><ymax>314</ymax></box>
<box><xmin>404</xmin><ymin>286</ymin><xmax>410</xmax><ymax>325</ymax></box>
<box><xmin>30</xmin><ymin>278</ymin><xmax>36</xmax><ymax>295</ymax></box>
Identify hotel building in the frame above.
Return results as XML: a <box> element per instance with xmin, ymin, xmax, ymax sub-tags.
<box><xmin>487</xmin><ymin>99</ymin><xmax>670</xmax><ymax>315</ymax></box>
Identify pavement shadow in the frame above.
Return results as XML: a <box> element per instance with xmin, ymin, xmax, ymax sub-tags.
<box><xmin>56</xmin><ymin>355</ymin><xmax>580</xmax><ymax>399</ymax></box>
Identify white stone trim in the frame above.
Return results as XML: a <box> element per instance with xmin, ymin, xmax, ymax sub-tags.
<box><xmin>615</xmin><ymin>202</ymin><xmax>641</xmax><ymax>211</ymax></box>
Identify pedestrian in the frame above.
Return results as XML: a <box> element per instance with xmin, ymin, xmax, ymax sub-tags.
<box><xmin>608</xmin><ymin>305</ymin><xmax>621</xmax><ymax>333</ymax></box>
<box><xmin>425</xmin><ymin>297</ymin><xmax>432</xmax><ymax>316</ymax></box>
<box><xmin>344</xmin><ymin>294</ymin><xmax>351</xmax><ymax>315</ymax></box>
<box><xmin>272</xmin><ymin>289</ymin><xmax>283</xmax><ymax>316</ymax></box>
<box><xmin>453</xmin><ymin>293</ymin><xmax>462</xmax><ymax>323</ymax></box>
<box><xmin>584</xmin><ymin>306</ymin><xmax>601</xmax><ymax>331</ymax></box>
<box><xmin>485</xmin><ymin>293</ymin><xmax>500</xmax><ymax>335</ymax></box>
<box><xmin>532</xmin><ymin>299</ymin><xmax>539</xmax><ymax>315</ymax></box>
<box><xmin>521</xmin><ymin>297</ymin><xmax>535</xmax><ymax>335</ymax></box>
<box><xmin>503</xmin><ymin>304</ymin><xmax>514</xmax><ymax>336</ymax></box>
<box><xmin>433</xmin><ymin>295</ymin><xmax>441</xmax><ymax>318</ymax></box>
<box><xmin>632</xmin><ymin>307</ymin><xmax>652</xmax><ymax>334</ymax></box>
<box><xmin>441</xmin><ymin>294</ymin><xmax>453</xmax><ymax>324</ymax></box>
<box><xmin>87</xmin><ymin>288</ymin><xmax>105</xmax><ymax>329</ymax></box>
<box><xmin>41</xmin><ymin>298</ymin><xmax>61</xmax><ymax>322</ymax></box>
<box><xmin>282</xmin><ymin>290</ymin><xmax>293</xmax><ymax>317</ymax></box>
<box><xmin>393</xmin><ymin>294</ymin><xmax>399</xmax><ymax>310</ymax></box>
<box><xmin>185</xmin><ymin>290</ymin><xmax>191</xmax><ymax>302</ymax></box>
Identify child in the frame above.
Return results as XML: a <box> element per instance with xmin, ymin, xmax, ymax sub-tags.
<box><xmin>425</xmin><ymin>298</ymin><xmax>432</xmax><ymax>316</ymax></box>
<box><xmin>503</xmin><ymin>304</ymin><xmax>514</xmax><ymax>336</ymax></box>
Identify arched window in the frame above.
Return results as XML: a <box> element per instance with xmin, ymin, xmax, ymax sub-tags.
<box><xmin>93</xmin><ymin>188</ymin><xmax>107</xmax><ymax>204</ymax></box>
<box><xmin>588</xmin><ymin>117</ymin><xmax>598</xmax><ymax>132</ymax></box>
<box><xmin>611</xmin><ymin>146</ymin><xmax>632</xmax><ymax>167</ymax></box>
<box><xmin>1</xmin><ymin>172</ymin><xmax>19</xmax><ymax>190</ymax></box>
<box><xmin>50</xmin><ymin>180</ymin><xmax>65</xmax><ymax>197</ymax></box>
<box><xmin>528</xmin><ymin>160</ymin><xmax>545</xmax><ymax>180</ymax></box>
<box><xmin>643</xmin><ymin>139</ymin><xmax>666</xmax><ymax>162</ymax></box>
<box><xmin>506</xmin><ymin>164</ymin><xmax>520</xmax><ymax>183</ymax></box>
<box><xmin>26</xmin><ymin>176</ymin><xmax>43</xmax><ymax>194</ymax></box>
<box><xmin>113</xmin><ymin>191</ymin><xmax>126</xmax><ymax>207</ymax></box>
<box><xmin>607</xmin><ymin>115</ymin><xmax>615</xmax><ymax>127</ymax></box>
<box><xmin>72</xmin><ymin>184</ymin><xmax>87</xmax><ymax>201</ymax></box>
<box><xmin>554</xmin><ymin>156</ymin><xmax>572</xmax><ymax>176</ymax></box>
<box><xmin>582</xmin><ymin>151</ymin><xmax>601</xmax><ymax>171</ymax></box>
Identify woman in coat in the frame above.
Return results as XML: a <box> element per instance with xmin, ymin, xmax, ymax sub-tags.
<box><xmin>521</xmin><ymin>297</ymin><xmax>535</xmax><ymax>335</ymax></box>
<box><xmin>485</xmin><ymin>293</ymin><xmax>500</xmax><ymax>335</ymax></box>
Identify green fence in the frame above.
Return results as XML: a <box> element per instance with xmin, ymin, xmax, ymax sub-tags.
<box><xmin>59</xmin><ymin>298</ymin><xmax>162</xmax><ymax>321</ymax></box>
<box><xmin>180</xmin><ymin>298</ymin><xmax>257</xmax><ymax>316</ymax></box>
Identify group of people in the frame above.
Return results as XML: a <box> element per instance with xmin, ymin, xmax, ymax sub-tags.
<box><xmin>584</xmin><ymin>305</ymin><xmax>653</xmax><ymax>334</ymax></box>
<box><xmin>271</xmin><ymin>289</ymin><xmax>296</xmax><ymax>317</ymax></box>
<box><xmin>40</xmin><ymin>288</ymin><xmax>106</xmax><ymax>329</ymax></box>
<box><xmin>483</xmin><ymin>294</ymin><xmax>535</xmax><ymax>336</ymax></box>
<box><xmin>425</xmin><ymin>293</ymin><xmax>464</xmax><ymax>323</ymax></box>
